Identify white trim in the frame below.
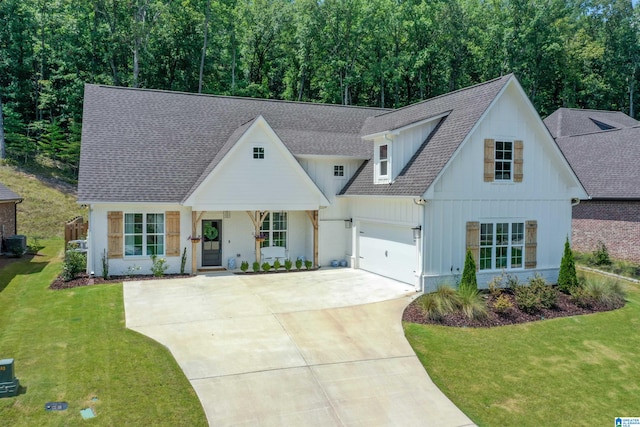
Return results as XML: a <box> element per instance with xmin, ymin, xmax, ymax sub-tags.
<box><xmin>361</xmin><ymin>112</ymin><xmax>450</xmax><ymax>140</ymax></box>
<box><xmin>183</xmin><ymin>115</ymin><xmax>330</xmax><ymax>207</ymax></box>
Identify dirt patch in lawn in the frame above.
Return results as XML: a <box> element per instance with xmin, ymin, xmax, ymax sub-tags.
<box><xmin>403</xmin><ymin>291</ymin><xmax>624</xmax><ymax>328</ymax></box>
<box><xmin>50</xmin><ymin>273</ymin><xmax>192</xmax><ymax>290</ymax></box>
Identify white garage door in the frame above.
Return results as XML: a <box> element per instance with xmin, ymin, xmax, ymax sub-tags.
<box><xmin>358</xmin><ymin>221</ymin><xmax>417</xmax><ymax>285</ymax></box>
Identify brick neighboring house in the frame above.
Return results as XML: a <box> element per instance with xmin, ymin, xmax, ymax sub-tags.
<box><xmin>545</xmin><ymin>108</ymin><xmax>640</xmax><ymax>263</ymax></box>
<box><xmin>0</xmin><ymin>183</ymin><xmax>22</xmax><ymax>251</ymax></box>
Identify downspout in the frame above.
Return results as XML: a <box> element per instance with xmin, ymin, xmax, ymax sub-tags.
<box><xmin>87</xmin><ymin>205</ymin><xmax>94</xmax><ymax>275</ymax></box>
<box><xmin>14</xmin><ymin>198</ymin><xmax>22</xmax><ymax>235</ymax></box>
<box><xmin>571</xmin><ymin>198</ymin><xmax>580</xmax><ymax>207</ymax></box>
<box><xmin>413</xmin><ymin>198</ymin><xmax>428</xmax><ymax>292</ymax></box>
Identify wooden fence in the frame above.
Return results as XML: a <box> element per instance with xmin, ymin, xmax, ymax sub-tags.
<box><xmin>65</xmin><ymin>216</ymin><xmax>88</xmax><ymax>246</ymax></box>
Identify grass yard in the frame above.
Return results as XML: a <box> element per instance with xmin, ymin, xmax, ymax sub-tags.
<box><xmin>0</xmin><ymin>240</ymin><xmax>207</xmax><ymax>426</ymax></box>
<box><xmin>404</xmin><ymin>271</ymin><xmax>640</xmax><ymax>427</ymax></box>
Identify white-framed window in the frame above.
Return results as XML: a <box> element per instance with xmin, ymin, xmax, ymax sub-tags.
<box><xmin>253</xmin><ymin>146</ymin><xmax>265</xmax><ymax>159</ymax></box>
<box><xmin>495</xmin><ymin>140</ymin><xmax>513</xmax><ymax>180</ymax></box>
<box><xmin>479</xmin><ymin>221</ymin><xmax>524</xmax><ymax>270</ymax></box>
<box><xmin>260</xmin><ymin>212</ymin><xmax>287</xmax><ymax>248</ymax></box>
<box><xmin>334</xmin><ymin>165</ymin><xmax>345</xmax><ymax>177</ymax></box>
<box><xmin>124</xmin><ymin>213</ymin><xmax>165</xmax><ymax>256</ymax></box>
<box><xmin>379</xmin><ymin>144</ymin><xmax>389</xmax><ymax>177</ymax></box>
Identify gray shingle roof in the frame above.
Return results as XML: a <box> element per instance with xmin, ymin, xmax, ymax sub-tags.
<box><xmin>544</xmin><ymin>108</ymin><xmax>639</xmax><ymax>138</ymax></box>
<box><xmin>341</xmin><ymin>74</ymin><xmax>513</xmax><ymax>196</ymax></box>
<box><xmin>0</xmin><ymin>183</ymin><xmax>21</xmax><ymax>202</ymax></box>
<box><xmin>555</xmin><ymin>126</ymin><xmax>640</xmax><ymax>199</ymax></box>
<box><xmin>79</xmin><ymin>75</ymin><xmax>513</xmax><ymax>203</ymax></box>
<box><xmin>78</xmin><ymin>86</ymin><xmax>387</xmax><ymax>203</ymax></box>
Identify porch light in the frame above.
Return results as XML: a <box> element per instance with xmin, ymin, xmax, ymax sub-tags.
<box><xmin>344</xmin><ymin>218</ymin><xmax>352</xmax><ymax>229</ymax></box>
<box><xmin>412</xmin><ymin>225</ymin><xmax>422</xmax><ymax>241</ymax></box>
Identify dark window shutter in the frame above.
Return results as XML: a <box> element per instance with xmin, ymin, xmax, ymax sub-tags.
<box><xmin>466</xmin><ymin>221</ymin><xmax>480</xmax><ymax>270</ymax></box>
<box><xmin>514</xmin><ymin>140</ymin><xmax>524</xmax><ymax>182</ymax></box>
<box><xmin>525</xmin><ymin>220</ymin><xmax>537</xmax><ymax>269</ymax></box>
<box><xmin>484</xmin><ymin>139</ymin><xmax>495</xmax><ymax>182</ymax></box>
<box><xmin>107</xmin><ymin>211</ymin><xmax>123</xmax><ymax>259</ymax></box>
<box><xmin>165</xmin><ymin>211</ymin><xmax>181</xmax><ymax>257</ymax></box>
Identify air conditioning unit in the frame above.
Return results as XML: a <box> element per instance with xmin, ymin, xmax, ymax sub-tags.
<box><xmin>4</xmin><ymin>235</ymin><xmax>26</xmax><ymax>256</ymax></box>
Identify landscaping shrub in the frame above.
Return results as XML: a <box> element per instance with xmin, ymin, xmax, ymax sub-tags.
<box><xmin>284</xmin><ymin>259</ymin><xmax>292</xmax><ymax>271</ymax></box>
<box><xmin>101</xmin><ymin>248</ymin><xmax>109</xmax><ymax>279</ymax></box>
<box><xmin>261</xmin><ymin>262</ymin><xmax>272</xmax><ymax>272</ymax></box>
<box><xmin>460</xmin><ymin>249</ymin><xmax>478</xmax><ymax>291</ymax></box>
<box><xmin>488</xmin><ymin>275</ymin><xmax>504</xmax><ymax>297</ymax></box>
<box><xmin>240</xmin><ymin>261</ymin><xmax>249</xmax><ymax>272</ymax></box>
<box><xmin>62</xmin><ymin>245</ymin><xmax>87</xmax><ymax>281</ymax></box>
<box><xmin>304</xmin><ymin>260</ymin><xmax>313</xmax><ymax>270</ymax></box>
<box><xmin>515</xmin><ymin>276</ymin><xmax>558</xmax><ymax>313</ymax></box>
<box><xmin>591</xmin><ymin>241</ymin><xmax>612</xmax><ymax>266</ymax></box>
<box><xmin>418</xmin><ymin>285</ymin><xmax>460</xmax><ymax>321</ymax></box>
<box><xmin>180</xmin><ymin>247</ymin><xmax>187</xmax><ymax>274</ymax></box>
<box><xmin>573</xmin><ymin>278</ymin><xmax>626</xmax><ymax>310</ymax></box>
<box><xmin>273</xmin><ymin>259</ymin><xmax>281</xmax><ymax>270</ymax></box>
<box><xmin>492</xmin><ymin>294</ymin><xmax>514</xmax><ymax>315</ymax></box>
<box><xmin>558</xmin><ymin>237</ymin><xmax>578</xmax><ymax>294</ymax></box>
<box><xmin>150</xmin><ymin>255</ymin><xmax>168</xmax><ymax>277</ymax></box>
<box><xmin>457</xmin><ymin>285</ymin><xmax>488</xmax><ymax>320</ymax></box>
<box><xmin>529</xmin><ymin>275</ymin><xmax>558</xmax><ymax>309</ymax></box>
<box><xmin>295</xmin><ymin>259</ymin><xmax>303</xmax><ymax>270</ymax></box>
<box><xmin>252</xmin><ymin>261</ymin><xmax>260</xmax><ymax>272</ymax></box>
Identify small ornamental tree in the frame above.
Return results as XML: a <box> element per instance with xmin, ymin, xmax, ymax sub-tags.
<box><xmin>558</xmin><ymin>236</ymin><xmax>578</xmax><ymax>294</ymax></box>
<box><xmin>460</xmin><ymin>249</ymin><xmax>478</xmax><ymax>291</ymax></box>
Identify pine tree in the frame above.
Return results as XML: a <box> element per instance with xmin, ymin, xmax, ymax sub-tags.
<box><xmin>460</xmin><ymin>249</ymin><xmax>478</xmax><ymax>291</ymax></box>
<box><xmin>558</xmin><ymin>236</ymin><xmax>578</xmax><ymax>294</ymax></box>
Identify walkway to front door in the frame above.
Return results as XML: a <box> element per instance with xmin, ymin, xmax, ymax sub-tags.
<box><xmin>123</xmin><ymin>269</ymin><xmax>476</xmax><ymax>426</ymax></box>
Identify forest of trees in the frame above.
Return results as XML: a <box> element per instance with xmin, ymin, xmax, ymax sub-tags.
<box><xmin>0</xmin><ymin>0</ymin><xmax>638</xmax><ymax>180</ymax></box>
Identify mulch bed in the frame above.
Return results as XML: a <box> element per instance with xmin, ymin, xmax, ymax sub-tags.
<box><xmin>402</xmin><ymin>291</ymin><xmax>624</xmax><ymax>328</ymax></box>
<box><xmin>50</xmin><ymin>273</ymin><xmax>192</xmax><ymax>290</ymax></box>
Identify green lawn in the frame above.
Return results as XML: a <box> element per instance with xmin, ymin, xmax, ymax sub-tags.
<box><xmin>405</xmin><ymin>273</ymin><xmax>640</xmax><ymax>427</ymax></box>
<box><xmin>0</xmin><ymin>240</ymin><xmax>207</xmax><ymax>426</ymax></box>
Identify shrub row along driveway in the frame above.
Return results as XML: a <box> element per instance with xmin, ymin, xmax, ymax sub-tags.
<box><xmin>123</xmin><ymin>269</ymin><xmax>475</xmax><ymax>426</ymax></box>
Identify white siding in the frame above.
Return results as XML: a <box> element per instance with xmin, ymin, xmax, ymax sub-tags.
<box><xmin>89</xmin><ymin>203</ymin><xmax>192</xmax><ymax>277</ymax></box>
<box><xmin>189</xmin><ymin>121</ymin><xmax>327</xmax><ymax>211</ymax></box>
<box><xmin>420</xmin><ymin>83</ymin><xmax>579</xmax><ymax>291</ymax></box>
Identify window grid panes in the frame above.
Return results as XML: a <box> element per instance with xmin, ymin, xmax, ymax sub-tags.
<box><xmin>334</xmin><ymin>165</ymin><xmax>344</xmax><ymax>177</ymax></box>
<box><xmin>260</xmin><ymin>212</ymin><xmax>287</xmax><ymax>248</ymax></box>
<box><xmin>495</xmin><ymin>140</ymin><xmax>512</xmax><ymax>180</ymax></box>
<box><xmin>253</xmin><ymin>147</ymin><xmax>264</xmax><ymax>159</ymax></box>
<box><xmin>124</xmin><ymin>213</ymin><xmax>164</xmax><ymax>256</ymax></box>
<box><xmin>479</xmin><ymin>223</ymin><xmax>493</xmax><ymax>270</ymax></box>
<box><xmin>479</xmin><ymin>222</ymin><xmax>524</xmax><ymax>270</ymax></box>
<box><xmin>379</xmin><ymin>144</ymin><xmax>388</xmax><ymax>176</ymax></box>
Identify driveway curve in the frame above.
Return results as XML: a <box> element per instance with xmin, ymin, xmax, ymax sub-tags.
<box><xmin>123</xmin><ymin>269</ymin><xmax>475</xmax><ymax>426</ymax></box>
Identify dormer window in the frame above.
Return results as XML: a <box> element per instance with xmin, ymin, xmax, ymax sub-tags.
<box><xmin>379</xmin><ymin>144</ymin><xmax>388</xmax><ymax>176</ymax></box>
<box><xmin>374</xmin><ymin>140</ymin><xmax>392</xmax><ymax>184</ymax></box>
<box><xmin>253</xmin><ymin>146</ymin><xmax>264</xmax><ymax>159</ymax></box>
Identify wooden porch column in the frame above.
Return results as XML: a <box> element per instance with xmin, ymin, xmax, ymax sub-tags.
<box><xmin>305</xmin><ymin>210</ymin><xmax>319</xmax><ymax>267</ymax></box>
<box><xmin>246</xmin><ymin>210</ymin><xmax>269</xmax><ymax>264</ymax></box>
<box><xmin>191</xmin><ymin>210</ymin><xmax>205</xmax><ymax>274</ymax></box>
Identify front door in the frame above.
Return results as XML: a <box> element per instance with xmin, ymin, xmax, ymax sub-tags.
<box><xmin>202</xmin><ymin>220</ymin><xmax>222</xmax><ymax>266</ymax></box>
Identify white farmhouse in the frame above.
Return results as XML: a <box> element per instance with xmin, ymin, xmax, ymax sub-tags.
<box><xmin>78</xmin><ymin>74</ymin><xmax>586</xmax><ymax>291</ymax></box>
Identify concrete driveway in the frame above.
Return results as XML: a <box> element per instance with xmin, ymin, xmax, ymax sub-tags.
<box><xmin>123</xmin><ymin>269</ymin><xmax>475</xmax><ymax>427</ymax></box>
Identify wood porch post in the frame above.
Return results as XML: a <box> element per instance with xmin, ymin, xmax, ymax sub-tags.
<box><xmin>191</xmin><ymin>210</ymin><xmax>205</xmax><ymax>274</ymax></box>
<box><xmin>246</xmin><ymin>210</ymin><xmax>269</xmax><ymax>264</ymax></box>
<box><xmin>305</xmin><ymin>210</ymin><xmax>319</xmax><ymax>267</ymax></box>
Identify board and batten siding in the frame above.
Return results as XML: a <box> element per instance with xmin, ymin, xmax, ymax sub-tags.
<box><xmin>89</xmin><ymin>204</ymin><xmax>192</xmax><ymax>277</ymax></box>
<box><xmin>390</xmin><ymin>119</ymin><xmax>438</xmax><ymax>181</ymax></box>
<box><xmin>421</xmin><ymin>83</ymin><xmax>580</xmax><ymax>291</ymax></box>
<box><xmin>189</xmin><ymin>122</ymin><xmax>326</xmax><ymax>211</ymax></box>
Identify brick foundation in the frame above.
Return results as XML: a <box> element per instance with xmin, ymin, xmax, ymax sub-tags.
<box><xmin>572</xmin><ymin>200</ymin><xmax>640</xmax><ymax>263</ymax></box>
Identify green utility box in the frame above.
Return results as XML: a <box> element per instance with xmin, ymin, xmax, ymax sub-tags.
<box><xmin>0</xmin><ymin>358</ymin><xmax>20</xmax><ymax>398</ymax></box>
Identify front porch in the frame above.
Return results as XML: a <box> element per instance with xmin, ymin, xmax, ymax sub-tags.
<box><xmin>187</xmin><ymin>210</ymin><xmax>319</xmax><ymax>274</ymax></box>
